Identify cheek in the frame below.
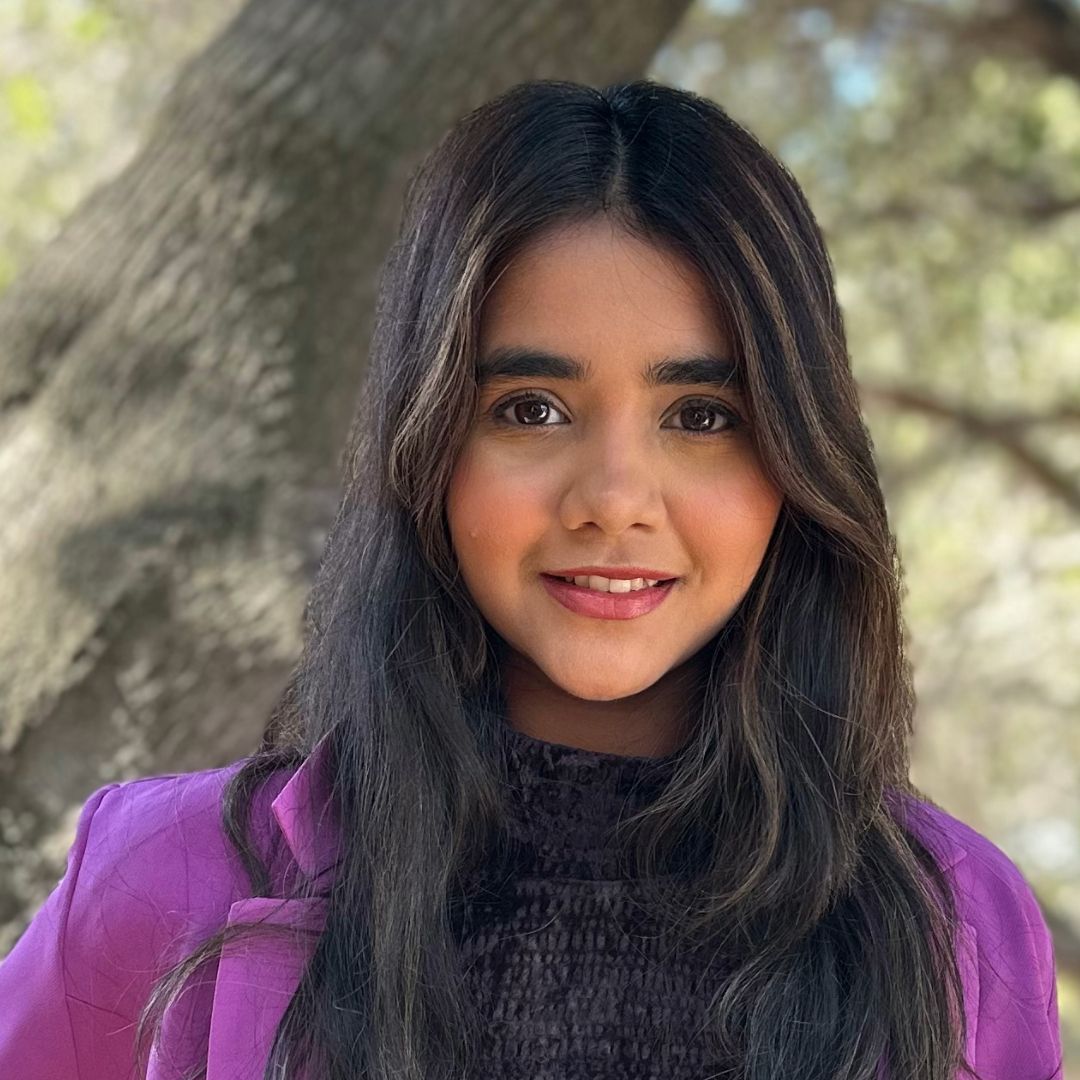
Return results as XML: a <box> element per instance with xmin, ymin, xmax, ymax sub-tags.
<box><xmin>446</xmin><ymin>446</ymin><xmax>550</xmax><ymax>570</ymax></box>
<box><xmin>677</xmin><ymin>465</ymin><xmax>782</xmax><ymax>578</ymax></box>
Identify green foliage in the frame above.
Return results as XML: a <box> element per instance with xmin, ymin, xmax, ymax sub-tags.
<box><xmin>0</xmin><ymin>0</ymin><xmax>240</xmax><ymax>293</ymax></box>
<box><xmin>4</xmin><ymin>72</ymin><xmax>53</xmax><ymax>140</ymax></box>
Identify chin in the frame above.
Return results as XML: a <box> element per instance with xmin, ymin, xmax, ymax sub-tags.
<box><xmin>547</xmin><ymin>668</ymin><xmax>664</xmax><ymax>703</ymax></box>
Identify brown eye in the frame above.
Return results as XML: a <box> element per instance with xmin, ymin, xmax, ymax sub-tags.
<box><xmin>490</xmin><ymin>392</ymin><xmax>567</xmax><ymax>428</ymax></box>
<box><xmin>682</xmin><ymin>404</ymin><xmax>717</xmax><ymax>433</ymax></box>
<box><xmin>665</xmin><ymin>398</ymin><xmax>744</xmax><ymax>437</ymax></box>
<box><xmin>514</xmin><ymin>399</ymin><xmax>555</xmax><ymax>424</ymax></box>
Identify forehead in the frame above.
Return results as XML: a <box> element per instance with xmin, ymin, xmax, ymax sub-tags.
<box><xmin>478</xmin><ymin>218</ymin><xmax>730</xmax><ymax>363</ymax></box>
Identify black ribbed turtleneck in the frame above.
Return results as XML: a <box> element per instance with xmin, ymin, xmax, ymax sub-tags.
<box><xmin>454</xmin><ymin>720</ymin><xmax>728</xmax><ymax>1079</ymax></box>
<box><xmin>497</xmin><ymin>719</ymin><xmax>680</xmax><ymax>881</ymax></box>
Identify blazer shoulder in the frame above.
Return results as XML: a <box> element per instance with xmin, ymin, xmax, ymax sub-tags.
<box><xmin>57</xmin><ymin>759</ymin><xmax>290</xmax><ymax>1017</ymax></box>
<box><xmin>891</xmin><ymin>791</ymin><xmax>1046</xmax><ymax>918</ymax></box>
<box><xmin>1</xmin><ymin>758</ymin><xmax>296</xmax><ymax>1078</ymax></box>
<box><xmin>890</xmin><ymin>791</ymin><xmax>1063</xmax><ymax>1076</ymax></box>
<box><xmin>72</xmin><ymin>761</ymin><xmax>249</xmax><ymax>894</ymax></box>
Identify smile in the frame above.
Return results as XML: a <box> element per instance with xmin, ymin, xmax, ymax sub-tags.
<box><xmin>539</xmin><ymin>574</ymin><xmax>677</xmax><ymax>620</ymax></box>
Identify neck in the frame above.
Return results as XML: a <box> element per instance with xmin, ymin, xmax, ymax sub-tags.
<box><xmin>500</xmin><ymin>651</ymin><xmax>704</xmax><ymax>758</ymax></box>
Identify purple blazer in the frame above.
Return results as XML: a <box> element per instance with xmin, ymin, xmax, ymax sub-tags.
<box><xmin>0</xmin><ymin>741</ymin><xmax>1064</xmax><ymax>1079</ymax></box>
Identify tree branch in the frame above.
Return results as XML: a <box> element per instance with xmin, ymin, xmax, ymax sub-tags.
<box><xmin>861</xmin><ymin>381</ymin><xmax>1080</xmax><ymax>513</ymax></box>
<box><xmin>965</xmin><ymin>0</ymin><xmax>1080</xmax><ymax>84</ymax></box>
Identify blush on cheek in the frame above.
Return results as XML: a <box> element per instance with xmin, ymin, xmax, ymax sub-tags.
<box><xmin>456</xmin><ymin>461</ymin><xmax>551</xmax><ymax>525</ymax></box>
<box><xmin>449</xmin><ymin>490</ymin><xmax>521</xmax><ymax>569</ymax></box>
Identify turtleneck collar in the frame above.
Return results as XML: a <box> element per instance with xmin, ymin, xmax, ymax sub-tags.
<box><xmin>494</xmin><ymin>720</ymin><xmax>681</xmax><ymax>882</ymax></box>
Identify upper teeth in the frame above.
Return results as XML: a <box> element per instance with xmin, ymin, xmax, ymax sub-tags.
<box><xmin>559</xmin><ymin>575</ymin><xmax>663</xmax><ymax>592</ymax></box>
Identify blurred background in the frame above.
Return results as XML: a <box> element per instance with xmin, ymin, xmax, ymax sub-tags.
<box><xmin>1</xmin><ymin>0</ymin><xmax>1077</xmax><ymax>1063</ymax></box>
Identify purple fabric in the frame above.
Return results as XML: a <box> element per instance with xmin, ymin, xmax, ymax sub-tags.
<box><xmin>0</xmin><ymin>742</ymin><xmax>1063</xmax><ymax>1079</ymax></box>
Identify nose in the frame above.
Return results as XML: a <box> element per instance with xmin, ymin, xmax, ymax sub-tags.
<box><xmin>558</xmin><ymin>415</ymin><xmax>664</xmax><ymax>534</ymax></box>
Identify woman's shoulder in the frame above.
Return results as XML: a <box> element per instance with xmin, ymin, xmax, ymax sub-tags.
<box><xmin>889</xmin><ymin>789</ymin><xmax>1047</xmax><ymax>916</ymax></box>
<box><xmin>890</xmin><ymin>789</ymin><xmax>1053</xmax><ymax>949</ymax></box>
<box><xmin>69</xmin><ymin>759</ymin><xmax>252</xmax><ymax>872</ymax></box>
<box><xmin>46</xmin><ymin>759</ymin><xmax>297</xmax><ymax>1004</ymax></box>
<box><xmin>65</xmin><ymin>755</ymin><xmax>297</xmax><ymax>911</ymax></box>
<box><xmin>889</xmin><ymin>789</ymin><xmax>1063</xmax><ymax>1076</ymax></box>
<box><xmin>0</xmin><ymin>757</ymin><xmax>311</xmax><ymax>1076</ymax></box>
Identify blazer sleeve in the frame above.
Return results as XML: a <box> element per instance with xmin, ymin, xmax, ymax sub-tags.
<box><xmin>0</xmin><ymin>782</ymin><xmax>139</xmax><ymax>1080</ymax></box>
<box><xmin>951</xmin><ymin>825</ymin><xmax>1065</xmax><ymax>1079</ymax></box>
<box><xmin>889</xmin><ymin>792</ymin><xmax>1065</xmax><ymax>1079</ymax></box>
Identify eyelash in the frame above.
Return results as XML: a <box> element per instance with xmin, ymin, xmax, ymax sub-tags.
<box><xmin>488</xmin><ymin>391</ymin><xmax>745</xmax><ymax>438</ymax></box>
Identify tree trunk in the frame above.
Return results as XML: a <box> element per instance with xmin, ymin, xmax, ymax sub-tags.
<box><xmin>0</xmin><ymin>0</ymin><xmax>693</xmax><ymax>949</ymax></box>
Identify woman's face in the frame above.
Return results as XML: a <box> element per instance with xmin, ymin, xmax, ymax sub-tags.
<box><xmin>446</xmin><ymin>217</ymin><xmax>783</xmax><ymax>740</ymax></box>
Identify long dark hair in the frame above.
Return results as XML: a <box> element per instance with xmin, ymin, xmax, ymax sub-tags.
<box><xmin>136</xmin><ymin>78</ymin><xmax>979</xmax><ymax>1080</ymax></box>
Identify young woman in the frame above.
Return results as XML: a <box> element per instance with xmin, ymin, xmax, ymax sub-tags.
<box><xmin>0</xmin><ymin>79</ymin><xmax>1063</xmax><ymax>1080</ymax></box>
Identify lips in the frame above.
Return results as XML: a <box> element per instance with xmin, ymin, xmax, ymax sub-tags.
<box><xmin>539</xmin><ymin>574</ymin><xmax>677</xmax><ymax>620</ymax></box>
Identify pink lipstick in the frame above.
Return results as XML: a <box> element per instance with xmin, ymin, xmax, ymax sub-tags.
<box><xmin>539</xmin><ymin>573</ymin><xmax>677</xmax><ymax>620</ymax></box>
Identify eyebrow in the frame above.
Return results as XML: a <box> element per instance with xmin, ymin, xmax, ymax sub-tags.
<box><xmin>476</xmin><ymin>346</ymin><xmax>742</xmax><ymax>392</ymax></box>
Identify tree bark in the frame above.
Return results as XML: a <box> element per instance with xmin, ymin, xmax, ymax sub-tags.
<box><xmin>0</xmin><ymin>0</ymin><xmax>693</xmax><ymax>949</ymax></box>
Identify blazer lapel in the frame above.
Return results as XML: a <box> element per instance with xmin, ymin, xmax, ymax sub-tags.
<box><xmin>269</xmin><ymin>735</ymin><xmax>341</xmax><ymax>880</ymax></box>
<box><xmin>205</xmin><ymin>897</ymin><xmax>328</xmax><ymax>1079</ymax></box>
<box><xmin>206</xmin><ymin>739</ymin><xmax>339</xmax><ymax>1078</ymax></box>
